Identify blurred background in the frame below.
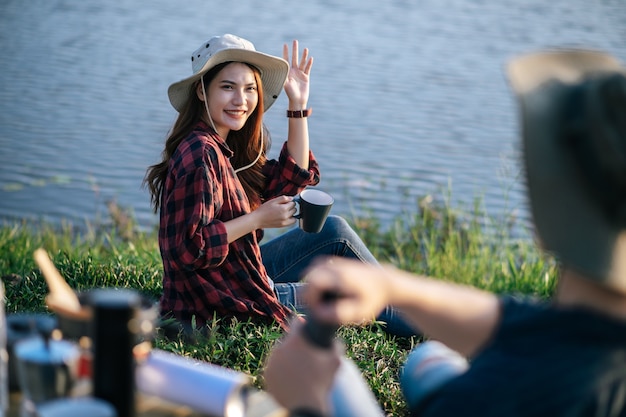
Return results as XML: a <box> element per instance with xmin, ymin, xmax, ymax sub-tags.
<box><xmin>1</xmin><ymin>0</ymin><xmax>624</xmax><ymax>237</ymax></box>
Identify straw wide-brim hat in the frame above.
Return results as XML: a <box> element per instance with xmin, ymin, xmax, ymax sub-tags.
<box><xmin>168</xmin><ymin>34</ymin><xmax>289</xmax><ymax>113</ymax></box>
<box><xmin>507</xmin><ymin>48</ymin><xmax>626</xmax><ymax>293</ymax></box>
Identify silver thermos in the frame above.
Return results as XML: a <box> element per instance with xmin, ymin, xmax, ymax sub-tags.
<box><xmin>303</xmin><ymin>310</ymin><xmax>385</xmax><ymax>417</ymax></box>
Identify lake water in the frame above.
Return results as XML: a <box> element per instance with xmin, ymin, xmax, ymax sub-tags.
<box><xmin>1</xmin><ymin>0</ymin><xmax>625</xmax><ymax>237</ymax></box>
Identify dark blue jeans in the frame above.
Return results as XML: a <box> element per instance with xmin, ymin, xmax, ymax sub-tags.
<box><xmin>261</xmin><ymin>215</ymin><xmax>418</xmax><ymax>338</ymax></box>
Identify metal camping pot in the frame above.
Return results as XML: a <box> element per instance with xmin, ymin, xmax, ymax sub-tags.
<box><xmin>14</xmin><ymin>336</ymin><xmax>80</xmax><ymax>405</ymax></box>
<box><xmin>6</xmin><ymin>313</ymin><xmax>57</xmax><ymax>392</ymax></box>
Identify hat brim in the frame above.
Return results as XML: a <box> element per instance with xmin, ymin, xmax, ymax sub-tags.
<box><xmin>507</xmin><ymin>48</ymin><xmax>625</xmax><ymax>96</ymax></box>
<box><xmin>167</xmin><ymin>48</ymin><xmax>289</xmax><ymax>113</ymax></box>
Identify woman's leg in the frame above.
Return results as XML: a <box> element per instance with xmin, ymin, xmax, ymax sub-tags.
<box><xmin>261</xmin><ymin>215</ymin><xmax>377</xmax><ymax>283</ymax></box>
<box><xmin>264</xmin><ymin>215</ymin><xmax>420</xmax><ymax>338</ymax></box>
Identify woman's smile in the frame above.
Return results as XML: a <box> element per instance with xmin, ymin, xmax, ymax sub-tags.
<box><xmin>224</xmin><ymin>109</ymin><xmax>248</xmax><ymax>118</ymax></box>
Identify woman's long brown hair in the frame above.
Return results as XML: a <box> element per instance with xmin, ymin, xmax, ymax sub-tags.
<box><xmin>143</xmin><ymin>62</ymin><xmax>268</xmax><ymax>213</ymax></box>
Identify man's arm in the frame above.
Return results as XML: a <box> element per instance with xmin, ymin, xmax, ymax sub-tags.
<box><xmin>304</xmin><ymin>259</ymin><xmax>501</xmax><ymax>357</ymax></box>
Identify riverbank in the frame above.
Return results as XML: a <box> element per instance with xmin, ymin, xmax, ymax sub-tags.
<box><xmin>0</xmin><ymin>200</ymin><xmax>556</xmax><ymax>416</ymax></box>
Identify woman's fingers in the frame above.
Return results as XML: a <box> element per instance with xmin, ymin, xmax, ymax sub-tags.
<box><xmin>291</xmin><ymin>39</ymin><xmax>299</xmax><ymax>67</ymax></box>
<box><xmin>283</xmin><ymin>40</ymin><xmax>312</xmax><ymax>72</ymax></box>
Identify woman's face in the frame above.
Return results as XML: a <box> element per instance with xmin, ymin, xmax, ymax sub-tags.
<box><xmin>198</xmin><ymin>62</ymin><xmax>259</xmax><ymax>139</ymax></box>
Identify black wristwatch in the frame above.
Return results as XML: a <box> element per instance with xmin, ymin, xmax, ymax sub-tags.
<box><xmin>290</xmin><ymin>408</ymin><xmax>327</xmax><ymax>417</ymax></box>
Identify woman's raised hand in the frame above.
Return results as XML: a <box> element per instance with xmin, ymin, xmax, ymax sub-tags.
<box><xmin>283</xmin><ymin>40</ymin><xmax>313</xmax><ymax>108</ymax></box>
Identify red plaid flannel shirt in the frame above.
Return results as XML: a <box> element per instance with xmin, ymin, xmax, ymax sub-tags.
<box><xmin>158</xmin><ymin>122</ymin><xmax>320</xmax><ymax>329</ymax></box>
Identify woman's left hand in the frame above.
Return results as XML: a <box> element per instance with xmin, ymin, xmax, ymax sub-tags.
<box><xmin>283</xmin><ymin>40</ymin><xmax>313</xmax><ymax>108</ymax></box>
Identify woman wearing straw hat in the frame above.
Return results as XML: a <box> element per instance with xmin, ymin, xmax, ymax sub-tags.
<box><xmin>264</xmin><ymin>48</ymin><xmax>626</xmax><ymax>417</ymax></box>
<box><xmin>144</xmin><ymin>34</ymin><xmax>415</xmax><ymax>337</ymax></box>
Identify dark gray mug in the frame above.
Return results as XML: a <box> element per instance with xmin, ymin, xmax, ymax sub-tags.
<box><xmin>293</xmin><ymin>189</ymin><xmax>334</xmax><ymax>233</ymax></box>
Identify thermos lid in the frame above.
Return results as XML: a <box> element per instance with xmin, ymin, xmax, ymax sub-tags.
<box><xmin>89</xmin><ymin>288</ymin><xmax>141</xmax><ymax>310</ymax></box>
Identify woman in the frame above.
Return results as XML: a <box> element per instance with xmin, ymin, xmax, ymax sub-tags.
<box><xmin>144</xmin><ymin>34</ymin><xmax>414</xmax><ymax>336</ymax></box>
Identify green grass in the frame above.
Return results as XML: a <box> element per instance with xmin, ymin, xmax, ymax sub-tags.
<box><xmin>0</xmin><ymin>197</ymin><xmax>558</xmax><ymax>416</ymax></box>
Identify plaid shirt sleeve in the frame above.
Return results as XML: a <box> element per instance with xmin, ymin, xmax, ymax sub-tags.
<box><xmin>263</xmin><ymin>141</ymin><xmax>320</xmax><ymax>199</ymax></box>
<box><xmin>160</xmin><ymin>142</ymin><xmax>230</xmax><ymax>271</ymax></box>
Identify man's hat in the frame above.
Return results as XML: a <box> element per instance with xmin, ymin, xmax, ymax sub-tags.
<box><xmin>507</xmin><ymin>48</ymin><xmax>626</xmax><ymax>292</ymax></box>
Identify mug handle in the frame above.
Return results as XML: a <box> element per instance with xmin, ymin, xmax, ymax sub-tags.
<box><xmin>292</xmin><ymin>195</ymin><xmax>302</xmax><ymax>219</ymax></box>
